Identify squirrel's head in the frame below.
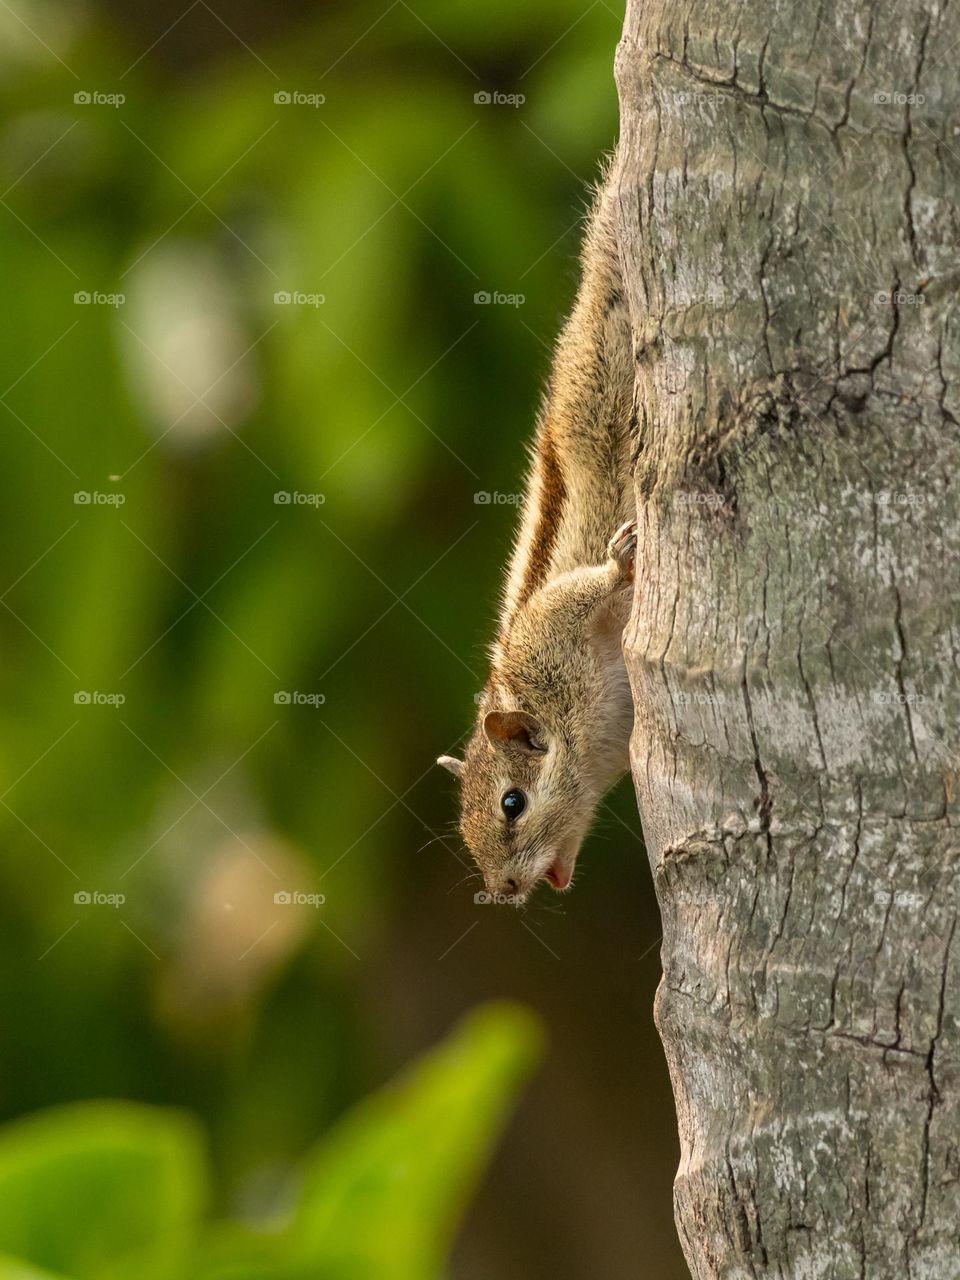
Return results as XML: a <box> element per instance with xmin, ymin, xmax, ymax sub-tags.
<box><xmin>437</xmin><ymin>709</ymin><xmax>594</xmax><ymax>903</ymax></box>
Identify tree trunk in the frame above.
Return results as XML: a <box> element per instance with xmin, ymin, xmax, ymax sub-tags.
<box><xmin>616</xmin><ymin>0</ymin><xmax>960</xmax><ymax>1274</ymax></box>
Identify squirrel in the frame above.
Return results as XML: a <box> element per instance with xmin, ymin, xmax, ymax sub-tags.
<box><xmin>438</xmin><ymin>154</ymin><xmax>637</xmax><ymax>903</ymax></box>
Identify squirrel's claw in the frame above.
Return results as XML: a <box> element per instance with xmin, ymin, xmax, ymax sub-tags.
<box><xmin>607</xmin><ymin>518</ymin><xmax>638</xmax><ymax>583</ymax></box>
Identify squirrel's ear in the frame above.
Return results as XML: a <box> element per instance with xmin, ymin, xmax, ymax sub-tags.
<box><xmin>483</xmin><ymin>710</ymin><xmax>545</xmax><ymax>752</ymax></box>
<box><xmin>437</xmin><ymin>754</ymin><xmax>464</xmax><ymax>779</ymax></box>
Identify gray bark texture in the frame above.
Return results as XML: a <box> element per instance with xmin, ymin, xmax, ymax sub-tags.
<box><xmin>615</xmin><ymin>0</ymin><xmax>960</xmax><ymax>1275</ymax></box>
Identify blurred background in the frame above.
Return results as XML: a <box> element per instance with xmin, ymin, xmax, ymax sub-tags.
<box><xmin>0</xmin><ymin>0</ymin><xmax>685</xmax><ymax>1275</ymax></box>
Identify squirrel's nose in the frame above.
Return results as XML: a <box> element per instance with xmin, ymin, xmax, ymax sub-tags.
<box><xmin>504</xmin><ymin>878</ymin><xmax>517</xmax><ymax>894</ymax></box>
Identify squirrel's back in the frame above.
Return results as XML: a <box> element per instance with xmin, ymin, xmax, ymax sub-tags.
<box><xmin>495</xmin><ymin>158</ymin><xmax>634</xmax><ymax>653</ymax></box>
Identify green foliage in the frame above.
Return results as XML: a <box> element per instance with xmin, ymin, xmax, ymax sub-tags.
<box><xmin>0</xmin><ymin>1104</ymin><xmax>206</xmax><ymax>1280</ymax></box>
<box><xmin>0</xmin><ymin>1006</ymin><xmax>540</xmax><ymax>1280</ymax></box>
<box><xmin>284</xmin><ymin>1002</ymin><xmax>541</xmax><ymax>1280</ymax></box>
<box><xmin>0</xmin><ymin>1260</ymin><xmax>72</xmax><ymax>1280</ymax></box>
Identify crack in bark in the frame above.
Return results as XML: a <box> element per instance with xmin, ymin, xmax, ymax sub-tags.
<box><xmin>902</xmin><ymin>16</ymin><xmax>930</xmax><ymax>270</ymax></box>
<box><xmin>892</xmin><ymin>583</ymin><xmax>920</xmax><ymax>762</ymax></box>
<box><xmin>740</xmin><ymin>660</ymin><xmax>773</xmax><ymax>843</ymax></box>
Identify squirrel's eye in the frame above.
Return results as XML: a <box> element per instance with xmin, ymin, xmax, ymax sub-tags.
<box><xmin>500</xmin><ymin>789</ymin><xmax>526</xmax><ymax>820</ymax></box>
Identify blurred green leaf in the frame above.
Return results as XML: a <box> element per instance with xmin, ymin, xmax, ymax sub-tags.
<box><xmin>0</xmin><ymin>1257</ymin><xmax>74</xmax><ymax>1280</ymax></box>
<box><xmin>194</xmin><ymin>1002</ymin><xmax>542</xmax><ymax>1280</ymax></box>
<box><xmin>288</xmin><ymin>1001</ymin><xmax>542</xmax><ymax>1279</ymax></box>
<box><xmin>0</xmin><ymin>1103</ymin><xmax>207</xmax><ymax>1280</ymax></box>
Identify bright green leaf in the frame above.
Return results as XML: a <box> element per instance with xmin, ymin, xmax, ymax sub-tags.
<box><xmin>0</xmin><ymin>1255</ymin><xmax>74</xmax><ymax>1280</ymax></box>
<box><xmin>0</xmin><ymin>1102</ymin><xmax>207</xmax><ymax>1280</ymax></box>
<box><xmin>287</xmin><ymin>1001</ymin><xmax>542</xmax><ymax>1280</ymax></box>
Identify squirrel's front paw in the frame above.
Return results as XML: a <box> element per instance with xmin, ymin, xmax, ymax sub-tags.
<box><xmin>607</xmin><ymin>519</ymin><xmax>638</xmax><ymax>583</ymax></box>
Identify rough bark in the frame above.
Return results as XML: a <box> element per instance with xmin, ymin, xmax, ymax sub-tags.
<box><xmin>616</xmin><ymin>0</ymin><xmax>960</xmax><ymax>1275</ymax></box>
